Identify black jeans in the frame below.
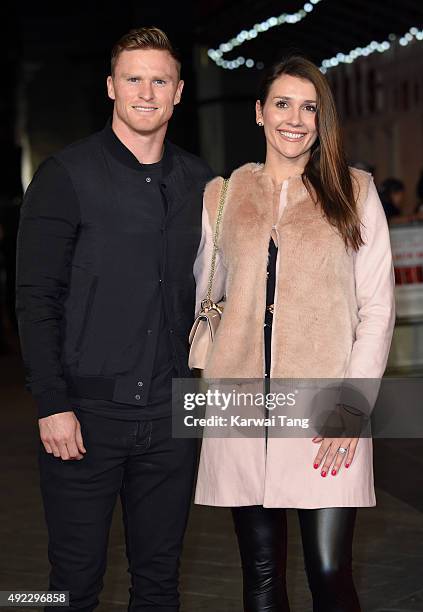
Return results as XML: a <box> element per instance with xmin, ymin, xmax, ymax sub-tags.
<box><xmin>39</xmin><ymin>411</ymin><xmax>197</xmax><ymax>611</ymax></box>
<box><xmin>232</xmin><ymin>506</ymin><xmax>360</xmax><ymax>612</ymax></box>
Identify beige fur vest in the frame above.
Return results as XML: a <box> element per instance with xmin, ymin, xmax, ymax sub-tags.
<box><xmin>203</xmin><ymin>163</ymin><xmax>371</xmax><ymax>380</ymax></box>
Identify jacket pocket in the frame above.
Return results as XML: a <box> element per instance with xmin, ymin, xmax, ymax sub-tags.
<box><xmin>75</xmin><ymin>276</ymin><xmax>99</xmax><ymax>352</ymax></box>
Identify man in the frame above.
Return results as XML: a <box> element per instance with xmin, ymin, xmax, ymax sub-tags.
<box><xmin>16</xmin><ymin>27</ymin><xmax>214</xmax><ymax>611</ymax></box>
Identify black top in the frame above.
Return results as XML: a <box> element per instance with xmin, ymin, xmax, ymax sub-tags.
<box><xmin>264</xmin><ymin>238</ymin><xmax>277</xmax><ymax>377</ymax></box>
<box><xmin>16</xmin><ymin>121</ymin><xmax>214</xmax><ymax>419</ymax></box>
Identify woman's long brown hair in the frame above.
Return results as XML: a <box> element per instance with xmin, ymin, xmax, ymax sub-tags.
<box><xmin>258</xmin><ymin>55</ymin><xmax>364</xmax><ymax>251</ymax></box>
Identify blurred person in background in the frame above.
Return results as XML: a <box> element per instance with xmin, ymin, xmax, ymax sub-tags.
<box><xmin>193</xmin><ymin>55</ymin><xmax>395</xmax><ymax>612</ymax></box>
<box><xmin>380</xmin><ymin>176</ymin><xmax>423</xmax><ymax>224</ymax></box>
<box><xmin>379</xmin><ymin>177</ymin><xmax>406</xmax><ymax>223</ymax></box>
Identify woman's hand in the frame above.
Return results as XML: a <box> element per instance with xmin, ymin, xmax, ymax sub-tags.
<box><xmin>311</xmin><ymin>437</ymin><xmax>359</xmax><ymax>477</ymax></box>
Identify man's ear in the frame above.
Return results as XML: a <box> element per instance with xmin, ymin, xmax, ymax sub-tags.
<box><xmin>174</xmin><ymin>80</ymin><xmax>184</xmax><ymax>105</ymax></box>
<box><xmin>107</xmin><ymin>76</ymin><xmax>115</xmax><ymax>101</ymax></box>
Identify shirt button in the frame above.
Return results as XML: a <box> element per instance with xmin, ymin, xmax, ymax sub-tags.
<box><xmin>137</xmin><ymin>381</ymin><xmax>143</xmax><ymax>387</ymax></box>
<box><xmin>146</xmin><ymin>177</ymin><xmax>151</xmax><ymax>183</ymax></box>
<box><xmin>135</xmin><ymin>394</ymin><xmax>141</xmax><ymax>400</ymax></box>
<box><xmin>169</xmin><ymin>329</ymin><xmax>173</xmax><ymax>334</ymax></box>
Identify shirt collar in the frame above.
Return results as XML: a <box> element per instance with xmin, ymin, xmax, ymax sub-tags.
<box><xmin>100</xmin><ymin>119</ymin><xmax>172</xmax><ymax>174</ymax></box>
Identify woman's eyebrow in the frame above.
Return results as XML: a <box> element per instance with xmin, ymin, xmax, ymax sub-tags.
<box><xmin>272</xmin><ymin>95</ymin><xmax>317</xmax><ymax>104</ymax></box>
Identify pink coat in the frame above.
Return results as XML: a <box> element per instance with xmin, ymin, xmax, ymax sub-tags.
<box><xmin>193</xmin><ymin>164</ymin><xmax>395</xmax><ymax>508</ymax></box>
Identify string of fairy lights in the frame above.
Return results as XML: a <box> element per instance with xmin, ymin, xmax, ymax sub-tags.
<box><xmin>320</xmin><ymin>27</ymin><xmax>423</xmax><ymax>73</ymax></box>
<box><xmin>207</xmin><ymin>0</ymin><xmax>423</xmax><ymax>73</ymax></box>
<box><xmin>207</xmin><ymin>0</ymin><xmax>323</xmax><ymax>70</ymax></box>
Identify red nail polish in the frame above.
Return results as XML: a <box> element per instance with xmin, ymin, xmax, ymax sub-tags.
<box><xmin>321</xmin><ymin>471</ymin><xmax>327</xmax><ymax>477</ymax></box>
<box><xmin>345</xmin><ymin>463</ymin><xmax>350</xmax><ymax>468</ymax></box>
<box><xmin>331</xmin><ymin>469</ymin><xmax>337</xmax><ymax>476</ymax></box>
<box><xmin>313</xmin><ymin>463</ymin><xmax>319</xmax><ymax>469</ymax></box>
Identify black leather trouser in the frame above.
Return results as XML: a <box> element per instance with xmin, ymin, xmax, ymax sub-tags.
<box><xmin>231</xmin><ymin>505</ymin><xmax>361</xmax><ymax>612</ymax></box>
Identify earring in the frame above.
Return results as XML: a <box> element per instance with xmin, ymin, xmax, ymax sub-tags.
<box><xmin>257</xmin><ymin>121</ymin><xmax>263</xmax><ymax>127</ymax></box>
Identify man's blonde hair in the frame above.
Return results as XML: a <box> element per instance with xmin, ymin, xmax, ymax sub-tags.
<box><xmin>111</xmin><ymin>27</ymin><xmax>181</xmax><ymax>77</ymax></box>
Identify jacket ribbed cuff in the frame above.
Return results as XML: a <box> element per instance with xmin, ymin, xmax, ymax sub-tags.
<box><xmin>35</xmin><ymin>389</ymin><xmax>73</xmax><ymax>419</ymax></box>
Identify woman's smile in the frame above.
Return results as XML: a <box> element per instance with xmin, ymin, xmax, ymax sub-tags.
<box><xmin>277</xmin><ymin>129</ymin><xmax>308</xmax><ymax>142</ymax></box>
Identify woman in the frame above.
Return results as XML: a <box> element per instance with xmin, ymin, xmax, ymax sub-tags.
<box><xmin>193</xmin><ymin>55</ymin><xmax>395</xmax><ymax>611</ymax></box>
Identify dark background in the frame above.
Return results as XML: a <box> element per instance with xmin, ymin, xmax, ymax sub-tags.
<box><xmin>0</xmin><ymin>0</ymin><xmax>421</xmax><ymax>195</ymax></box>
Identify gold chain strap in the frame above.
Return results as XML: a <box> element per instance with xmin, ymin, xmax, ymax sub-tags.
<box><xmin>205</xmin><ymin>178</ymin><xmax>229</xmax><ymax>304</ymax></box>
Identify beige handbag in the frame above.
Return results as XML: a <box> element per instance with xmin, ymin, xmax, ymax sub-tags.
<box><xmin>188</xmin><ymin>178</ymin><xmax>229</xmax><ymax>370</ymax></box>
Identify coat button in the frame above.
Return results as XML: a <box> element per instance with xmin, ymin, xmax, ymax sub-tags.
<box><xmin>138</xmin><ymin>381</ymin><xmax>143</xmax><ymax>387</ymax></box>
<box><xmin>135</xmin><ymin>394</ymin><xmax>141</xmax><ymax>400</ymax></box>
<box><xmin>147</xmin><ymin>329</ymin><xmax>152</xmax><ymax>334</ymax></box>
<box><xmin>146</xmin><ymin>177</ymin><xmax>151</xmax><ymax>183</ymax></box>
